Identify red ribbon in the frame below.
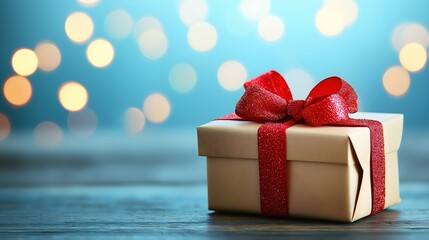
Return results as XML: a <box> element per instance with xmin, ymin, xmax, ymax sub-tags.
<box><xmin>219</xmin><ymin>70</ymin><xmax>385</xmax><ymax>217</ymax></box>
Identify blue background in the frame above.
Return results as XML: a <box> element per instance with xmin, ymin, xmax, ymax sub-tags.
<box><xmin>1</xmin><ymin>0</ymin><xmax>428</xmax><ymax>132</ymax></box>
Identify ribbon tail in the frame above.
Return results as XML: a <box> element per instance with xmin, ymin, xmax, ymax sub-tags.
<box><xmin>258</xmin><ymin>120</ymin><xmax>296</xmax><ymax>217</ymax></box>
<box><xmin>337</xmin><ymin>118</ymin><xmax>386</xmax><ymax>215</ymax></box>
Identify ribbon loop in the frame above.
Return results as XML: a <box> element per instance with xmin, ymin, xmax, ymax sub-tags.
<box><xmin>235</xmin><ymin>72</ymin><xmax>358</xmax><ymax>126</ymax></box>
<box><xmin>244</xmin><ymin>70</ymin><xmax>292</xmax><ymax>101</ymax></box>
<box><xmin>235</xmin><ymin>84</ymin><xmax>288</xmax><ymax>122</ymax></box>
<box><xmin>301</xmin><ymin>94</ymin><xmax>350</xmax><ymax>126</ymax></box>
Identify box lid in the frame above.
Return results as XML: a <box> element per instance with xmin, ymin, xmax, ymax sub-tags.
<box><xmin>197</xmin><ymin>112</ymin><xmax>403</xmax><ymax>165</ymax></box>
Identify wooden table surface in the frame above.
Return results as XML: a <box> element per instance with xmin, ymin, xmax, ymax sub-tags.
<box><xmin>0</xmin><ymin>182</ymin><xmax>428</xmax><ymax>239</ymax></box>
<box><xmin>1</xmin><ymin>130</ymin><xmax>428</xmax><ymax>239</ymax></box>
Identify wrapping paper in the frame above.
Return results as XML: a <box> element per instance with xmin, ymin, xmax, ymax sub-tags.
<box><xmin>197</xmin><ymin>112</ymin><xmax>403</xmax><ymax>222</ymax></box>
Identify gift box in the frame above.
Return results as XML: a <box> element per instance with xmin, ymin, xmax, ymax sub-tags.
<box><xmin>197</xmin><ymin>112</ymin><xmax>403</xmax><ymax>222</ymax></box>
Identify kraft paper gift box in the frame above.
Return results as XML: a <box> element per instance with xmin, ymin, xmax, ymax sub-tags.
<box><xmin>197</xmin><ymin>112</ymin><xmax>403</xmax><ymax>222</ymax></box>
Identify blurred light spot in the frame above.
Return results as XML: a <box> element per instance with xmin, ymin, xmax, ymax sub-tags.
<box><xmin>58</xmin><ymin>82</ymin><xmax>88</xmax><ymax>112</ymax></box>
<box><xmin>11</xmin><ymin>48</ymin><xmax>38</xmax><ymax>76</ymax></box>
<box><xmin>34</xmin><ymin>121</ymin><xmax>63</xmax><ymax>148</ymax></box>
<box><xmin>399</xmin><ymin>43</ymin><xmax>427</xmax><ymax>72</ymax></box>
<box><xmin>284</xmin><ymin>69</ymin><xmax>315</xmax><ymax>100</ymax></box>
<box><xmin>67</xmin><ymin>108</ymin><xmax>97</xmax><ymax>137</ymax></box>
<box><xmin>35</xmin><ymin>42</ymin><xmax>61</xmax><ymax>72</ymax></box>
<box><xmin>324</xmin><ymin>0</ymin><xmax>358</xmax><ymax>27</ymax></box>
<box><xmin>0</xmin><ymin>113</ymin><xmax>11</xmax><ymax>141</ymax></box>
<box><xmin>3</xmin><ymin>76</ymin><xmax>32</xmax><ymax>107</ymax></box>
<box><xmin>143</xmin><ymin>93</ymin><xmax>171</xmax><ymax>123</ymax></box>
<box><xmin>258</xmin><ymin>15</ymin><xmax>284</xmax><ymax>42</ymax></box>
<box><xmin>169</xmin><ymin>63</ymin><xmax>197</xmax><ymax>93</ymax></box>
<box><xmin>187</xmin><ymin>22</ymin><xmax>217</xmax><ymax>52</ymax></box>
<box><xmin>86</xmin><ymin>39</ymin><xmax>115</xmax><ymax>68</ymax></box>
<box><xmin>105</xmin><ymin>9</ymin><xmax>133</xmax><ymax>40</ymax></box>
<box><xmin>77</xmin><ymin>0</ymin><xmax>99</xmax><ymax>7</ymax></box>
<box><xmin>138</xmin><ymin>29</ymin><xmax>168</xmax><ymax>59</ymax></box>
<box><xmin>134</xmin><ymin>16</ymin><xmax>163</xmax><ymax>40</ymax></box>
<box><xmin>391</xmin><ymin>23</ymin><xmax>429</xmax><ymax>52</ymax></box>
<box><xmin>124</xmin><ymin>107</ymin><xmax>145</xmax><ymax>134</ymax></box>
<box><xmin>315</xmin><ymin>6</ymin><xmax>344</xmax><ymax>37</ymax></box>
<box><xmin>217</xmin><ymin>61</ymin><xmax>247</xmax><ymax>91</ymax></box>
<box><xmin>240</xmin><ymin>0</ymin><xmax>270</xmax><ymax>20</ymax></box>
<box><xmin>382</xmin><ymin>66</ymin><xmax>410</xmax><ymax>97</ymax></box>
<box><xmin>180</xmin><ymin>0</ymin><xmax>208</xmax><ymax>26</ymax></box>
<box><xmin>315</xmin><ymin>0</ymin><xmax>358</xmax><ymax>37</ymax></box>
<box><xmin>65</xmin><ymin>12</ymin><xmax>94</xmax><ymax>44</ymax></box>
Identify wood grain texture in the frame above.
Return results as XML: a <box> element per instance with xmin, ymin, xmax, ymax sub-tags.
<box><xmin>0</xmin><ymin>182</ymin><xmax>428</xmax><ymax>239</ymax></box>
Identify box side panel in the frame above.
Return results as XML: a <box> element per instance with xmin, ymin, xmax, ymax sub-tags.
<box><xmin>197</xmin><ymin>124</ymin><xmax>259</xmax><ymax>159</ymax></box>
<box><xmin>207</xmin><ymin>157</ymin><xmax>260</xmax><ymax>213</ymax></box>
<box><xmin>352</xmin><ymin>150</ymin><xmax>401</xmax><ymax>221</ymax></box>
<box><xmin>385</xmin><ymin>151</ymin><xmax>401</xmax><ymax>208</ymax></box>
<box><xmin>288</xmin><ymin>161</ymin><xmax>357</xmax><ymax>222</ymax></box>
<box><xmin>207</xmin><ymin>157</ymin><xmax>357</xmax><ymax>222</ymax></box>
<box><xmin>349</xmin><ymin>130</ymin><xmax>372</xmax><ymax>222</ymax></box>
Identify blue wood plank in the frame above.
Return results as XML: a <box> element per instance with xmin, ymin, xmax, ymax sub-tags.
<box><xmin>0</xmin><ymin>183</ymin><xmax>428</xmax><ymax>239</ymax></box>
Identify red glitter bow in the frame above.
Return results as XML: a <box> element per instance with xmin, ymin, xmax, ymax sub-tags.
<box><xmin>235</xmin><ymin>70</ymin><xmax>358</xmax><ymax>126</ymax></box>
<box><xmin>220</xmin><ymin>70</ymin><xmax>385</xmax><ymax>217</ymax></box>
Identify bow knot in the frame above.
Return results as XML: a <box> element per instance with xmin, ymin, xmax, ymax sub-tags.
<box><xmin>235</xmin><ymin>70</ymin><xmax>358</xmax><ymax>126</ymax></box>
<box><xmin>286</xmin><ymin>100</ymin><xmax>305</xmax><ymax>121</ymax></box>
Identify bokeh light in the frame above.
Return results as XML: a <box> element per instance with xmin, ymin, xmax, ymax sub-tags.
<box><xmin>143</xmin><ymin>93</ymin><xmax>171</xmax><ymax>123</ymax></box>
<box><xmin>65</xmin><ymin>12</ymin><xmax>94</xmax><ymax>44</ymax></box>
<box><xmin>258</xmin><ymin>15</ymin><xmax>284</xmax><ymax>42</ymax></box>
<box><xmin>34</xmin><ymin>121</ymin><xmax>63</xmax><ymax>148</ymax></box>
<box><xmin>77</xmin><ymin>0</ymin><xmax>99</xmax><ymax>7</ymax></box>
<box><xmin>217</xmin><ymin>61</ymin><xmax>247</xmax><ymax>91</ymax></box>
<box><xmin>169</xmin><ymin>63</ymin><xmax>197</xmax><ymax>93</ymax></box>
<box><xmin>105</xmin><ymin>9</ymin><xmax>133</xmax><ymax>40</ymax></box>
<box><xmin>124</xmin><ymin>107</ymin><xmax>145</xmax><ymax>135</ymax></box>
<box><xmin>284</xmin><ymin>69</ymin><xmax>315</xmax><ymax>100</ymax></box>
<box><xmin>315</xmin><ymin>6</ymin><xmax>344</xmax><ymax>37</ymax></box>
<box><xmin>3</xmin><ymin>75</ymin><xmax>32</xmax><ymax>107</ymax></box>
<box><xmin>315</xmin><ymin>0</ymin><xmax>358</xmax><ymax>37</ymax></box>
<box><xmin>58</xmin><ymin>82</ymin><xmax>88</xmax><ymax>112</ymax></box>
<box><xmin>240</xmin><ymin>0</ymin><xmax>270</xmax><ymax>20</ymax></box>
<box><xmin>11</xmin><ymin>48</ymin><xmax>38</xmax><ymax>76</ymax></box>
<box><xmin>399</xmin><ymin>43</ymin><xmax>427</xmax><ymax>72</ymax></box>
<box><xmin>138</xmin><ymin>29</ymin><xmax>168</xmax><ymax>60</ymax></box>
<box><xmin>67</xmin><ymin>108</ymin><xmax>98</xmax><ymax>137</ymax></box>
<box><xmin>187</xmin><ymin>22</ymin><xmax>217</xmax><ymax>52</ymax></box>
<box><xmin>382</xmin><ymin>65</ymin><xmax>411</xmax><ymax>97</ymax></box>
<box><xmin>324</xmin><ymin>0</ymin><xmax>358</xmax><ymax>27</ymax></box>
<box><xmin>0</xmin><ymin>113</ymin><xmax>11</xmax><ymax>141</ymax></box>
<box><xmin>34</xmin><ymin>41</ymin><xmax>61</xmax><ymax>72</ymax></box>
<box><xmin>179</xmin><ymin>0</ymin><xmax>208</xmax><ymax>26</ymax></box>
<box><xmin>134</xmin><ymin>16</ymin><xmax>163</xmax><ymax>40</ymax></box>
<box><xmin>86</xmin><ymin>38</ymin><xmax>115</xmax><ymax>68</ymax></box>
<box><xmin>391</xmin><ymin>23</ymin><xmax>429</xmax><ymax>52</ymax></box>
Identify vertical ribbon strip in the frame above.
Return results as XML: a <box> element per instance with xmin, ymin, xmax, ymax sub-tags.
<box><xmin>258</xmin><ymin>121</ymin><xmax>295</xmax><ymax>216</ymax></box>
